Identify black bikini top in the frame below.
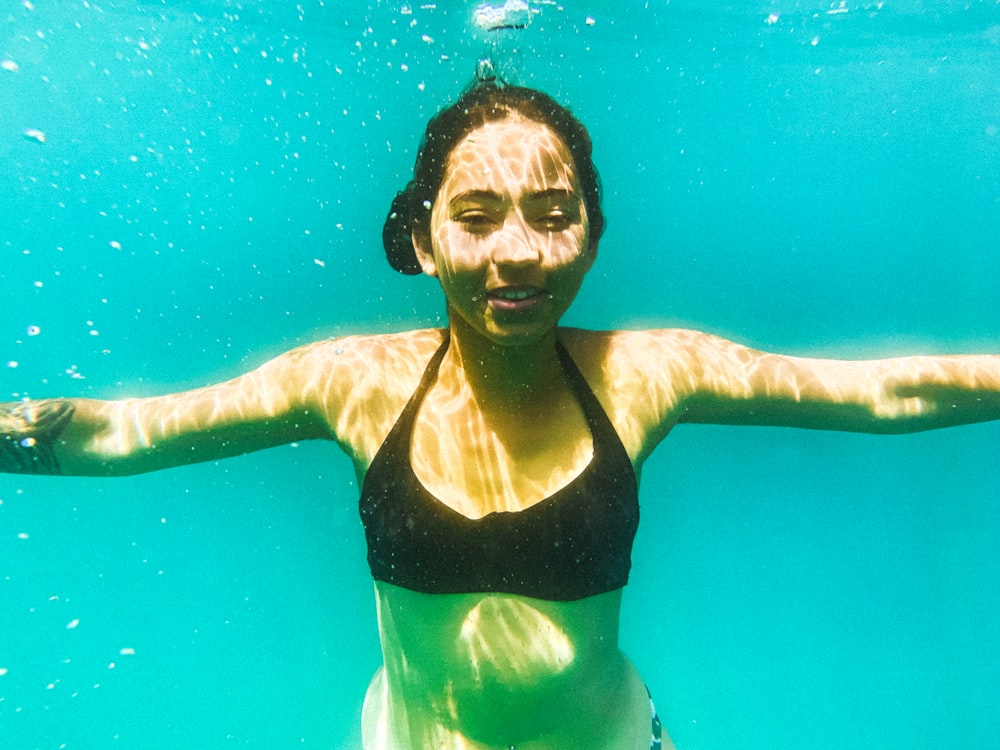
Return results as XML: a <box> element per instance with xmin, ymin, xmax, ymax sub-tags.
<box><xmin>358</xmin><ymin>333</ymin><xmax>639</xmax><ymax>601</ymax></box>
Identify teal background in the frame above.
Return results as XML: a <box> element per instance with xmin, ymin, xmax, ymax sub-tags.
<box><xmin>2</xmin><ymin>1</ymin><xmax>999</xmax><ymax>748</ymax></box>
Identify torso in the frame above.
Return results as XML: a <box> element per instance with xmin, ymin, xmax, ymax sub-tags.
<box><xmin>311</xmin><ymin>327</ymin><xmax>687</xmax><ymax>749</ymax></box>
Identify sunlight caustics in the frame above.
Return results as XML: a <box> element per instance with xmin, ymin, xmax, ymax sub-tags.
<box><xmin>458</xmin><ymin>597</ymin><xmax>575</xmax><ymax>682</ymax></box>
<box><xmin>426</xmin><ymin>115</ymin><xmax>591</xmax><ymax>277</ymax></box>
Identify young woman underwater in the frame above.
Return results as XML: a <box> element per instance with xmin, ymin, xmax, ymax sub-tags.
<box><xmin>3</xmin><ymin>81</ymin><xmax>1000</xmax><ymax>750</ymax></box>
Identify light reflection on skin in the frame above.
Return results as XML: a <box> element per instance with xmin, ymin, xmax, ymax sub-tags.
<box><xmin>414</xmin><ymin>115</ymin><xmax>595</xmax><ymax>350</ymax></box>
<box><xmin>458</xmin><ymin>597</ymin><xmax>575</xmax><ymax>685</ymax></box>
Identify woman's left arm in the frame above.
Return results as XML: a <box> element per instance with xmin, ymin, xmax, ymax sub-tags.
<box><xmin>674</xmin><ymin>332</ymin><xmax>1000</xmax><ymax>434</ymax></box>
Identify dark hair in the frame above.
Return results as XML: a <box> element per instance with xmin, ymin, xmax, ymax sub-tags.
<box><xmin>382</xmin><ymin>82</ymin><xmax>605</xmax><ymax>275</ymax></box>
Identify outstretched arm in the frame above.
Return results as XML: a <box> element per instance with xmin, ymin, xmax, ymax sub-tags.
<box><xmin>0</xmin><ymin>342</ymin><xmax>340</xmax><ymax>477</ymax></box>
<box><xmin>677</xmin><ymin>333</ymin><xmax>1000</xmax><ymax>433</ymax></box>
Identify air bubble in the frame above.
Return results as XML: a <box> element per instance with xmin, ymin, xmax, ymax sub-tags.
<box><xmin>474</xmin><ymin>0</ymin><xmax>532</xmax><ymax>31</ymax></box>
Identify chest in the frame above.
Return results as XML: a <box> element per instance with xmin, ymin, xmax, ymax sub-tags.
<box><xmin>409</xmin><ymin>385</ymin><xmax>594</xmax><ymax>519</ymax></box>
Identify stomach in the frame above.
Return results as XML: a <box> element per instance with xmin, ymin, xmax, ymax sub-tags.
<box><xmin>371</xmin><ymin>582</ymin><xmax>638</xmax><ymax>745</ymax></box>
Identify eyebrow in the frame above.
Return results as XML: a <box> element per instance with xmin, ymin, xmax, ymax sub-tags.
<box><xmin>449</xmin><ymin>190</ymin><xmax>503</xmax><ymax>206</ymax></box>
<box><xmin>449</xmin><ymin>188</ymin><xmax>577</xmax><ymax>206</ymax></box>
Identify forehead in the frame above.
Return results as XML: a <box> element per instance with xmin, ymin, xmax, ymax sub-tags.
<box><xmin>441</xmin><ymin>115</ymin><xmax>578</xmax><ymax>196</ymax></box>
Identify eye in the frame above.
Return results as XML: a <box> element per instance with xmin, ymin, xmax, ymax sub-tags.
<box><xmin>533</xmin><ymin>212</ymin><xmax>573</xmax><ymax>231</ymax></box>
<box><xmin>454</xmin><ymin>210</ymin><xmax>499</xmax><ymax>233</ymax></box>
<box><xmin>525</xmin><ymin>193</ymin><xmax>582</xmax><ymax>232</ymax></box>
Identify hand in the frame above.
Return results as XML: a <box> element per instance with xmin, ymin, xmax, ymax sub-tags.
<box><xmin>875</xmin><ymin>362</ymin><xmax>1000</xmax><ymax>429</ymax></box>
<box><xmin>0</xmin><ymin>400</ymin><xmax>75</xmax><ymax>474</ymax></box>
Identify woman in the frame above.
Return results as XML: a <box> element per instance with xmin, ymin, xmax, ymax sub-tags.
<box><xmin>3</xmin><ymin>81</ymin><xmax>1000</xmax><ymax>749</ymax></box>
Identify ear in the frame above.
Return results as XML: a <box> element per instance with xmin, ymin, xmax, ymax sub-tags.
<box><xmin>412</xmin><ymin>230</ymin><xmax>438</xmax><ymax>277</ymax></box>
<box><xmin>582</xmin><ymin>238</ymin><xmax>598</xmax><ymax>272</ymax></box>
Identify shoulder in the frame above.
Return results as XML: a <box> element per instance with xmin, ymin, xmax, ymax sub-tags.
<box><xmin>269</xmin><ymin>328</ymin><xmax>441</xmax><ymax>380</ymax></box>
<box><xmin>558</xmin><ymin>327</ymin><xmax>725</xmax><ymax>380</ymax></box>
<box><xmin>297</xmin><ymin>328</ymin><xmax>446</xmax><ymax>374</ymax></box>
<box><xmin>556</xmin><ymin>327</ymin><xmax>737</xmax><ymax>461</ymax></box>
<box><xmin>290</xmin><ymin>329</ymin><xmax>447</xmax><ymax>463</ymax></box>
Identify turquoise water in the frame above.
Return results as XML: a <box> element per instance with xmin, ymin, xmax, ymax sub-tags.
<box><xmin>2</xmin><ymin>1</ymin><xmax>999</xmax><ymax>748</ymax></box>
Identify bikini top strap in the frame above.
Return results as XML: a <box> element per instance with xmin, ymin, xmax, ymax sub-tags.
<box><xmin>384</xmin><ymin>330</ymin><xmax>450</xmax><ymax>442</ymax></box>
<box><xmin>555</xmin><ymin>340</ymin><xmax>606</xmax><ymax>427</ymax></box>
<box><xmin>555</xmin><ymin>340</ymin><xmax>634</xmax><ymax>468</ymax></box>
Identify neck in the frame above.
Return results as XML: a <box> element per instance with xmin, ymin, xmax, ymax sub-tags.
<box><xmin>444</xmin><ymin>312</ymin><xmax>564</xmax><ymax>409</ymax></box>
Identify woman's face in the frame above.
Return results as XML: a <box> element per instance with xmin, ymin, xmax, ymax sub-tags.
<box><xmin>414</xmin><ymin>114</ymin><xmax>595</xmax><ymax>347</ymax></box>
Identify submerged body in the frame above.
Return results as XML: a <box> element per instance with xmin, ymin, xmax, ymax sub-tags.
<box><xmin>4</xmin><ymin>84</ymin><xmax>1000</xmax><ymax>748</ymax></box>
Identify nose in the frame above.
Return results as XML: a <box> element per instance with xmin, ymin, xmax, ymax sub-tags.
<box><xmin>491</xmin><ymin>213</ymin><xmax>541</xmax><ymax>266</ymax></box>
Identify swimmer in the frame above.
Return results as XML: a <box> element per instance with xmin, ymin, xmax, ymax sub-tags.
<box><xmin>3</xmin><ymin>81</ymin><xmax>1000</xmax><ymax>749</ymax></box>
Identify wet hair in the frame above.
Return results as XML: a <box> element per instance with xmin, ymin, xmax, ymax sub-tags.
<box><xmin>382</xmin><ymin>81</ymin><xmax>605</xmax><ymax>275</ymax></box>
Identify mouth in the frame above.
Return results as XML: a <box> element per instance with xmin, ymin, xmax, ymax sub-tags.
<box><xmin>485</xmin><ymin>286</ymin><xmax>550</xmax><ymax>313</ymax></box>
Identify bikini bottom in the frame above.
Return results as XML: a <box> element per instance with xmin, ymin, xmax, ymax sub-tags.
<box><xmin>648</xmin><ymin>687</ymin><xmax>663</xmax><ymax>749</ymax></box>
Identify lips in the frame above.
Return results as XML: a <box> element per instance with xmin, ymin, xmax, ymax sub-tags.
<box><xmin>485</xmin><ymin>286</ymin><xmax>548</xmax><ymax>313</ymax></box>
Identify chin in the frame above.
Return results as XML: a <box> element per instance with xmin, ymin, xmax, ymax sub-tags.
<box><xmin>483</xmin><ymin>325</ymin><xmax>557</xmax><ymax>348</ymax></box>
<box><xmin>448</xmin><ymin>303</ymin><xmax>562</xmax><ymax>347</ymax></box>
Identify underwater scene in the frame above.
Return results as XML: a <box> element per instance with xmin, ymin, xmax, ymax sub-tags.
<box><xmin>2</xmin><ymin>1</ymin><xmax>999</xmax><ymax>748</ymax></box>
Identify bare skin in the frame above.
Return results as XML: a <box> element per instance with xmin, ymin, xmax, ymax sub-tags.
<box><xmin>5</xmin><ymin>116</ymin><xmax>1000</xmax><ymax>749</ymax></box>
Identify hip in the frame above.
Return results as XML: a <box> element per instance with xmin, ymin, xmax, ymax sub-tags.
<box><xmin>361</xmin><ymin>655</ymin><xmax>671</xmax><ymax>750</ymax></box>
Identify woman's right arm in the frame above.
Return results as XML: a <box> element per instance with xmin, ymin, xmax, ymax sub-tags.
<box><xmin>0</xmin><ymin>340</ymin><xmax>348</xmax><ymax>477</ymax></box>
